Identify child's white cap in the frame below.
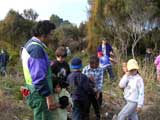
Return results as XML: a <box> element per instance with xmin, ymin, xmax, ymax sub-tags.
<box><xmin>127</xmin><ymin>59</ymin><xmax>139</xmax><ymax>71</ymax></box>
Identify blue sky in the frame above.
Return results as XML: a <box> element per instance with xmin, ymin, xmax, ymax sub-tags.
<box><xmin>0</xmin><ymin>0</ymin><xmax>88</xmax><ymax>25</ymax></box>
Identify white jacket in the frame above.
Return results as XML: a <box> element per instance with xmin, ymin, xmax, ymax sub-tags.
<box><xmin>119</xmin><ymin>74</ymin><xmax>144</xmax><ymax>108</ymax></box>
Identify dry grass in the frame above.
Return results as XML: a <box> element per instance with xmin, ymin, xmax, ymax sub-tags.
<box><xmin>100</xmin><ymin>57</ymin><xmax>160</xmax><ymax>120</ymax></box>
<box><xmin>0</xmin><ymin>54</ymin><xmax>160</xmax><ymax>120</ymax></box>
<box><xmin>0</xmin><ymin>65</ymin><xmax>32</xmax><ymax>120</ymax></box>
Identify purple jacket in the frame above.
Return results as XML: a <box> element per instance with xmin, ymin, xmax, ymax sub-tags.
<box><xmin>97</xmin><ymin>43</ymin><xmax>113</xmax><ymax>57</ymax></box>
<box><xmin>22</xmin><ymin>37</ymin><xmax>51</xmax><ymax>97</ymax></box>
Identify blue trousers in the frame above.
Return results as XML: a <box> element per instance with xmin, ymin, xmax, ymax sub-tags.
<box><xmin>103</xmin><ymin>65</ymin><xmax>115</xmax><ymax>80</ymax></box>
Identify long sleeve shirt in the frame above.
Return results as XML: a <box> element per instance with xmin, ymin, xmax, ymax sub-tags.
<box><xmin>21</xmin><ymin>37</ymin><xmax>51</xmax><ymax>97</ymax></box>
<box><xmin>50</xmin><ymin>60</ymin><xmax>70</xmax><ymax>82</ymax></box>
<box><xmin>97</xmin><ymin>43</ymin><xmax>113</xmax><ymax>57</ymax></box>
<box><xmin>82</xmin><ymin>65</ymin><xmax>104</xmax><ymax>92</ymax></box>
<box><xmin>119</xmin><ymin>74</ymin><xmax>144</xmax><ymax>108</ymax></box>
<box><xmin>67</xmin><ymin>71</ymin><xmax>94</xmax><ymax>101</ymax></box>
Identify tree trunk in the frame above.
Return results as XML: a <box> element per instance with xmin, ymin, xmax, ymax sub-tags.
<box><xmin>132</xmin><ymin>44</ymin><xmax>135</xmax><ymax>59</ymax></box>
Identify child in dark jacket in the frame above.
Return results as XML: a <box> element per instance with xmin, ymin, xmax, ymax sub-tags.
<box><xmin>50</xmin><ymin>46</ymin><xmax>70</xmax><ymax>88</ymax></box>
<box><xmin>67</xmin><ymin>57</ymin><xmax>94</xmax><ymax>120</ymax></box>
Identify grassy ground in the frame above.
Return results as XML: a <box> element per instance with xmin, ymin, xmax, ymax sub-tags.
<box><xmin>0</xmin><ymin>53</ymin><xmax>160</xmax><ymax>120</ymax></box>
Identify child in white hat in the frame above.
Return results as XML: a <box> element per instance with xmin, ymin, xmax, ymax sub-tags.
<box><xmin>117</xmin><ymin>59</ymin><xmax>144</xmax><ymax>120</ymax></box>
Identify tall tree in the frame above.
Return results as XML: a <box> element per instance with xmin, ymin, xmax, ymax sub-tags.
<box><xmin>104</xmin><ymin>0</ymin><xmax>130</xmax><ymax>58</ymax></box>
<box><xmin>104</xmin><ymin>0</ymin><xmax>158</xmax><ymax>58</ymax></box>
<box><xmin>0</xmin><ymin>9</ymin><xmax>35</xmax><ymax>48</ymax></box>
<box><xmin>87</xmin><ymin>0</ymin><xmax>106</xmax><ymax>53</ymax></box>
<box><xmin>22</xmin><ymin>8</ymin><xmax>39</xmax><ymax>21</ymax></box>
<box><xmin>50</xmin><ymin>14</ymin><xmax>63</xmax><ymax>27</ymax></box>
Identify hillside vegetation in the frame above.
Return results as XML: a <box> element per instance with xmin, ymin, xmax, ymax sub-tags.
<box><xmin>0</xmin><ymin>0</ymin><xmax>160</xmax><ymax>119</ymax></box>
<box><xmin>0</xmin><ymin>52</ymin><xmax>160</xmax><ymax>120</ymax></box>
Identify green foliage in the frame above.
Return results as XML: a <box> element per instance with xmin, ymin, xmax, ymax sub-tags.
<box><xmin>22</xmin><ymin>8</ymin><xmax>39</xmax><ymax>21</ymax></box>
<box><xmin>50</xmin><ymin>14</ymin><xmax>73</xmax><ymax>28</ymax></box>
<box><xmin>9</xmin><ymin>50</ymin><xmax>19</xmax><ymax>66</ymax></box>
<box><xmin>79</xmin><ymin>22</ymin><xmax>87</xmax><ymax>38</ymax></box>
<box><xmin>51</xmin><ymin>23</ymin><xmax>82</xmax><ymax>52</ymax></box>
<box><xmin>87</xmin><ymin>0</ymin><xmax>160</xmax><ymax>57</ymax></box>
<box><xmin>0</xmin><ymin>9</ymin><xmax>35</xmax><ymax>49</ymax></box>
<box><xmin>0</xmin><ymin>9</ymin><xmax>86</xmax><ymax>66</ymax></box>
<box><xmin>50</xmin><ymin>14</ymin><xmax>63</xmax><ymax>27</ymax></box>
<box><xmin>87</xmin><ymin>0</ymin><xmax>107</xmax><ymax>53</ymax></box>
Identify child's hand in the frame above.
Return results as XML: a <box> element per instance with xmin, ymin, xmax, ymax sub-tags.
<box><xmin>46</xmin><ymin>95</ymin><xmax>56</xmax><ymax>110</ymax></box>
<box><xmin>125</xmin><ymin>72</ymin><xmax>130</xmax><ymax>76</ymax></box>
<box><xmin>89</xmin><ymin>76</ymin><xmax>94</xmax><ymax>81</ymax></box>
<box><xmin>93</xmin><ymin>88</ymin><xmax>97</xmax><ymax>93</ymax></box>
<box><xmin>122</xmin><ymin>62</ymin><xmax>128</xmax><ymax>73</ymax></box>
<box><xmin>66</xmin><ymin>104</ymin><xmax>72</xmax><ymax>112</ymax></box>
<box><xmin>96</xmin><ymin>92</ymin><xmax>100</xmax><ymax>100</ymax></box>
<box><xmin>136</xmin><ymin>107</ymin><xmax>142</xmax><ymax>113</ymax></box>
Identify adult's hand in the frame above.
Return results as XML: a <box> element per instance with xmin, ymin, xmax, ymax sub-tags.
<box><xmin>46</xmin><ymin>95</ymin><xmax>56</xmax><ymax>110</ymax></box>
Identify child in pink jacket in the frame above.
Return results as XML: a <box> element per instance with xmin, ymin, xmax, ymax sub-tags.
<box><xmin>154</xmin><ymin>54</ymin><xmax>160</xmax><ymax>82</ymax></box>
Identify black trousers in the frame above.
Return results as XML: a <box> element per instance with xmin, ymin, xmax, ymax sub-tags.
<box><xmin>88</xmin><ymin>92</ymin><xmax>102</xmax><ymax>120</ymax></box>
<box><xmin>73</xmin><ymin>100</ymin><xmax>90</xmax><ymax>120</ymax></box>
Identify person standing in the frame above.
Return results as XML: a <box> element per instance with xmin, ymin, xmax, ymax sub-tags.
<box><xmin>154</xmin><ymin>52</ymin><xmax>160</xmax><ymax>83</ymax></box>
<box><xmin>97</xmin><ymin>37</ymin><xmax>115</xmax><ymax>81</ymax></box>
<box><xmin>66</xmin><ymin>46</ymin><xmax>71</xmax><ymax>56</ymax></box>
<box><xmin>50</xmin><ymin>46</ymin><xmax>70</xmax><ymax>88</ymax></box>
<box><xmin>82</xmin><ymin>55</ymin><xmax>104</xmax><ymax>120</ymax></box>
<box><xmin>21</xmin><ymin>20</ymin><xmax>56</xmax><ymax>120</ymax></box>
<box><xmin>144</xmin><ymin>47</ymin><xmax>154</xmax><ymax>63</ymax></box>
<box><xmin>67</xmin><ymin>57</ymin><xmax>94</xmax><ymax>120</ymax></box>
<box><xmin>118</xmin><ymin>59</ymin><xmax>144</xmax><ymax>120</ymax></box>
<box><xmin>0</xmin><ymin>49</ymin><xmax>9</xmax><ymax>76</ymax></box>
<box><xmin>97</xmin><ymin>37</ymin><xmax>114</xmax><ymax>58</ymax></box>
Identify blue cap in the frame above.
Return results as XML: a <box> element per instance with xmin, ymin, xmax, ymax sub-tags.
<box><xmin>71</xmin><ymin>57</ymin><xmax>82</xmax><ymax>69</ymax></box>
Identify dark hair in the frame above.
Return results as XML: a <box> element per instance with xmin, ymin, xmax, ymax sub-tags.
<box><xmin>55</xmin><ymin>46</ymin><xmax>67</xmax><ymax>57</ymax></box>
<box><xmin>59</xmin><ymin>96</ymin><xmax>69</xmax><ymax>109</ymax></box>
<box><xmin>52</xmin><ymin>79</ymin><xmax>69</xmax><ymax>89</ymax></box>
<box><xmin>52</xmin><ymin>80</ymin><xmax>62</xmax><ymax>89</ymax></box>
<box><xmin>31</xmin><ymin>20</ymin><xmax>56</xmax><ymax>37</ymax></box>
<box><xmin>89</xmin><ymin>55</ymin><xmax>99</xmax><ymax>65</ymax></box>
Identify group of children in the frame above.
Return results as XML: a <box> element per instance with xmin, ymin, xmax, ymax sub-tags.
<box><xmin>49</xmin><ymin>46</ymin><xmax>146</xmax><ymax>120</ymax></box>
<box><xmin>19</xmin><ymin>21</ymin><xmax>148</xmax><ymax>120</ymax></box>
<box><xmin>50</xmin><ymin>46</ymin><xmax>104</xmax><ymax>120</ymax></box>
